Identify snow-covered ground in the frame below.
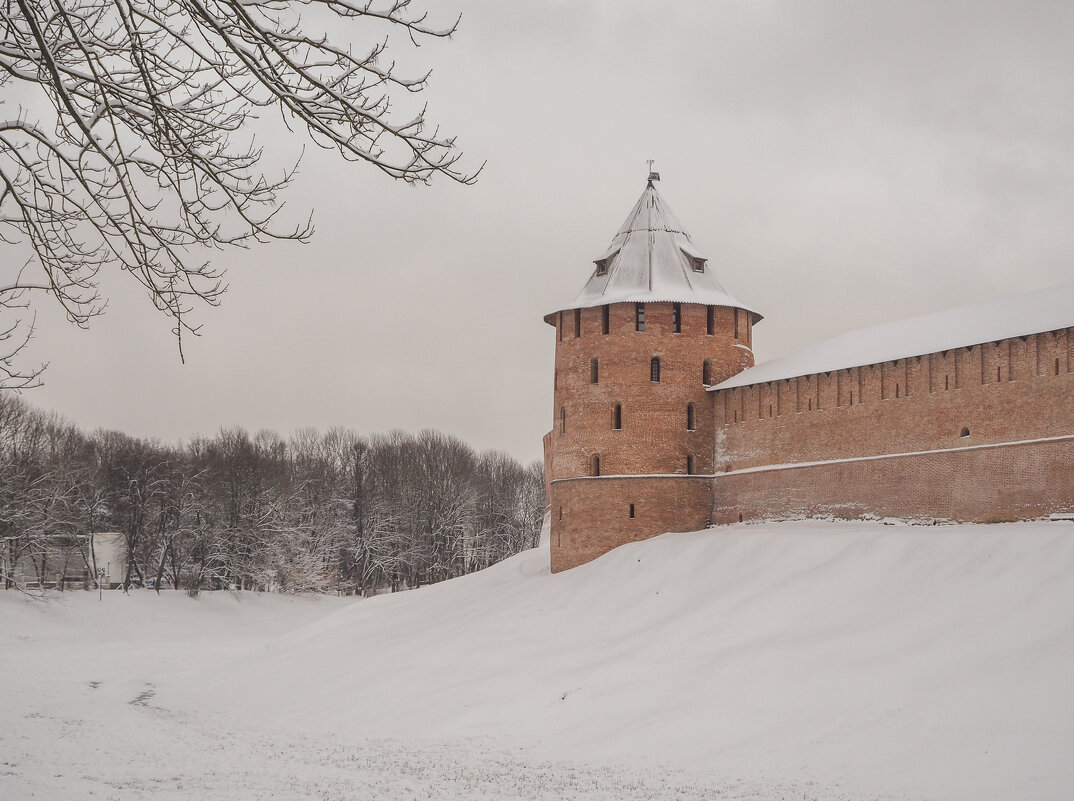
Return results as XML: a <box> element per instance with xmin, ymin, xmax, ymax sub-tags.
<box><xmin>3</xmin><ymin>520</ymin><xmax>1073</xmax><ymax>800</ymax></box>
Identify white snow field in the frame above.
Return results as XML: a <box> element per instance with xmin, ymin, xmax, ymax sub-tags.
<box><xmin>3</xmin><ymin>520</ymin><xmax>1073</xmax><ymax>801</ymax></box>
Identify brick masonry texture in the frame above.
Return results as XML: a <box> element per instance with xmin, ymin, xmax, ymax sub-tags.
<box><xmin>550</xmin><ymin>476</ymin><xmax>713</xmax><ymax>573</ymax></box>
<box><xmin>712</xmin><ymin>438</ymin><xmax>1074</xmax><ymax>524</ymax></box>
<box><xmin>546</xmin><ymin>301</ymin><xmax>754</xmax><ymax>571</ymax></box>
<box><xmin>545</xmin><ymin>303</ymin><xmax>1074</xmax><ymax>571</ymax></box>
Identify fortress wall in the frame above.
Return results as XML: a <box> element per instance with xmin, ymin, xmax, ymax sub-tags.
<box><xmin>712</xmin><ymin>437</ymin><xmax>1074</xmax><ymax>524</ymax></box>
<box><xmin>550</xmin><ymin>476</ymin><xmax>712</xmax><ymax>572</ymax></box>
<box><xmin>712</xmin><ymin>329</ymin><xmax>1074</xmax><ymax>470</ymax></box>
<box><xmin>711</xmin><ymin>327</ymin><xmax>1074</xmax><ymax>523</ymax></box>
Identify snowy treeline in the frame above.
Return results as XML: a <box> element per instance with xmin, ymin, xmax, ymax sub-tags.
<box><xmin>0</xmin><ymin>395</ymin><xmax>544</xmax><ymax>594</ymax></box>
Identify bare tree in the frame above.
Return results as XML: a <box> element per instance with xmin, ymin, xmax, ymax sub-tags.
<box><xmin>0</xmin><ymin>0</ymin><xmax>475</xmax><ymax>384</ymax></box>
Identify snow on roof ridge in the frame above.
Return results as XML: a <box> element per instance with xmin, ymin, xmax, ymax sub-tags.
<box><xmin>712</xmin><ymin>281</ymin><xmax>1074</xmax><ymax>391</ymax></box>
<box><xmin>546</xmin><ymin>180</ymin><xmax>762</xmax><ymax>321</ymax></box>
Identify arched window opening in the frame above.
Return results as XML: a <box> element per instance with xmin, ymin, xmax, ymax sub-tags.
<box><xmin>650</xmin><ymin>356</ymin><xmax>661</xmax><ymax>382</ymax></box>
<box><xmin>592</xmin><ymin>455</ymin><xmax>601</xmax><ymax>477</ymax></box>
<box><xmin>574</xmin><ymin>308</ymin><xmax>581</xmax><ymax>338</ymax></box>
<box><xmin>672</xmin><ymin>303</ymin><xmax>682</xmax><ymax>333</ymax></box>
<box><xmin>960</xmin><ymin>427</ymin><xmax>970</xmax><ymax>438</ymax></box>
<box><xmin>687</xmin><ymin>403</ymin><xmax>696</xmax><ymax>431</ymax></box>
<box><xmin>590</xmin><ymin>358</ymin><xmax>599</xmax><ymax>384</ymax></box>
<box><xmin>635</xmin><ymin>302</ymin><xmax>645</xmax><ymax>331</ymax></box>
<box><xmin>602</xmin><ymin>305</ymin><xmax>610</xmax><ymax>335</ymax></box>
<box><xmin>612</xmin><ymin>403</ymin><xmax>623</xmax><ymax>430</ymax></box>
<box><xmin>629</xmin><ymin>504</ymin><xmax>635</xmax><ymax>519</ymax></box>
<box><xmin>703</xmin><ymin>359</ymin><xmax>712</xmax><ymax>385</ymax></box>
<box><xmin>686</xmin><ymin>455</ymin><xmax>695</xmax><ymax>475</ymax></box>
<box><xmin>706</xmin><ymin>306</ymin><xmax>715</xmax><ymax>336</ymax></box>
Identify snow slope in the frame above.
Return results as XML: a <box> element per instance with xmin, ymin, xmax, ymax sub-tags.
<box><xmin>3</xmin><ymin>520</ymin><xmax>1073</xmax><ymax>800</ymax></box>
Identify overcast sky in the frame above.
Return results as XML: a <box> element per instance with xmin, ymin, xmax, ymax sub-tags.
<box><xmin>18</xmin><ymin>0</ymin><xmax>1074</xmax><ymax>464</ymax></box>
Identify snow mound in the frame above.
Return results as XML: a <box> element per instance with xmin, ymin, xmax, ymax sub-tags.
<box><xmin>161</xmin><ymin>519</ymin><xmax>1074</xmax><ymax>801</ymax></box>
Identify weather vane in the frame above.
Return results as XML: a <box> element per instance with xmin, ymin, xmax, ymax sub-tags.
<box><xmin>646</xmin><ymin>159</ymin><xmax>660</xmax><ymax>185</ymax></box>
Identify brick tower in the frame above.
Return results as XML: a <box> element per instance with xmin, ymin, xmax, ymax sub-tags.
<box><xmin>543</xmin><ymin>174</ymin><xmax>762</xmax><ymax>572</ymax></box>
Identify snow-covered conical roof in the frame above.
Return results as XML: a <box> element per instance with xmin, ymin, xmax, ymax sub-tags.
<box><xmin>546</xmin><ymin>178</ymin><xmax>761</xmax><ymax>323</ymax></box>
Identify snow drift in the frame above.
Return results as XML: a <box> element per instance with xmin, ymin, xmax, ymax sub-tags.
<box><xmin>161</xmin><ymin>519</ymin><xmax>1074</xmax><ymax>801</ymax></box>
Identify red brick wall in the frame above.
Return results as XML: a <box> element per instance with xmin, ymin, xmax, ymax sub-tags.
<box><xmin>712</xmin><ymin>329</ymin><xmax>1074</xmax><ymax>470</ymax></box>
<box><xmin>546</xmin><ymin>301</ymin><xmax>754</xmax><ymax>571</ymax></box>
<box><xmin>550</xmin><ymin>476</ymin><xmax>712</xmax><ymax>572</ymax></box>
<box><xmin>712</xmin><ymin>436</ymin><xmax>1074</xmax><ymax>523</ymax></box>
<box><xmin>711</xmin><ymin>327</ymin><xmax>1074</xmax><ymax>523</ymax></box>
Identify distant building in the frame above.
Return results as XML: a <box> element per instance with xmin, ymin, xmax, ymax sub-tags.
<box><xmin>2</xmin><ymin>532</ymin><xmax>126</xmax><ymax>589</ymax></box>
<box><xmin>543</xmin><ymin>175</ymin><xmax>1074</xmax><ymax>571</ymax></box>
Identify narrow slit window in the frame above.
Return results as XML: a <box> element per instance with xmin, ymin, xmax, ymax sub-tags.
<box><xmin>703</xmin><ymin>359</ymin><xmax>712</xmax><ymax>385</ymax></box>
<box><xmin>734</xmin><ymin>309</ymin><xmax>740</xmax><ymax>340</ymax></box>
<box><xmin>602</xmin><ymin>305</ymin><xmax>610</xmax><ymax>335</ymax></box>
<box><xmin>687</xmin><ymin>403</ymin><xmax>695</xmax><ymax>431</ymax></box>
<box><xmin>574</xmin><ymin>308</ymin><xmax>581</xmax><ymax>338</ymax></box>
<box><xmin>558</xmin><ymin>311</ymin><xmax>563</xmax><ymax>342</ymax></box>
<box><xmin>560</xmin><ymin>406</ymin><xmax>566</xmax><ymax>434</ymax></box>
<box><xmin>672</xmin><ymin>303</ymin><xmax>682</xmax><ymax>333</ymax></box>
<box><xmin>592</xmin><ymin>455</ymin><xmax>601</xmax><ymax>476</ymax></box>
<box><xmin>706</xmin><ymin>306</ymin><xmax>714</xmax><ymax>336</ymax></box>
<box><xmin>612</xmin><ymin>403</ymin><xmax>622</xmax><ymax>430</ymax></box>
<box><xmin>686</xmin><ymin>455</ymin><xmax>695</xmax><ymax>475</ymax></box>
<box><xmin>635</xmin><ymin>302</ymin><xmax>645</xmax><ymax>331</ymax></box>
<box><xmin>628</xmin><ymin>503</ymin><xmax>635</xmax><ymax>519</ymax></box>
<box><xmin>650</xmin><ymin>356</ymin><xmax>661</xmax><ymax>382</ymax></box>
<box><xmin>590</xmin><ymin>358</ymin><xmax>599</xmax><ymax>384</ymax></box>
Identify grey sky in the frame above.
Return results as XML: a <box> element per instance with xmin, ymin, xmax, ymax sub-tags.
<box><xmin>20</xmin><ymin>1</ymin><xmax>1074</xmax><ymax>463</ymax></box>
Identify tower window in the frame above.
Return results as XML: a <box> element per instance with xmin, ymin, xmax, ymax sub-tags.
<box><xmin>595</xmin><ymin>258</ymin><xmax>609</xmax><ymax>276</ymax></box>
<box><xmin>560</xmin><ymin>406</ymin><xmax>566</xmax><ymax>434</ymax></box>
<box><xmin>590</xmin><ymin>358</ymin><xmax>599</xmax><ymax>384</ymax></box>
<box><xmin>960</xmin><ymin>427</ymin><xmax>970</xmax><ymax>438</ymax></box>
<box><xmin>650</xmin><ymin>356</ymin><xmax>661</xmax><ymax>382</ymax></box>
<box><xmin>602</xmin><ymin>305</ymin><xmax>610</xmax><ymax>335</ymax></box>
<box><xmin>629</xmin><ymin>503</ymin><xmax>635</xmax><ymax>519</ymax></box>
<box><xmin>686</xmin><ymin>455</ymin><xmax>695</xmax><ymax>475</ymax></box>
<box><xmin>689</xmin><ymin>256</ymin><xmax>706</xmax><ymax>273</ymax></box>
<box><xmin>703</xmin><ymin>359</ymin><xmax>712</xmax><ymax>385</ymax></box>
<box><xmin>574</xmin><ymin>308</ymin><xmax>581</xmax><ymax>338</ymax></box>
<box><xmin>558</xmin><ymin>311</ymin><xmax>563</xmax><ymax>342</ymax></box>
<box><xmin>612</xmin><ymin>403</ymin><xmax>622</xmax><ymax>430</ymax></box>
<box><xmin>592</xmin><ymin>455</ymin><xmax>601</xmax><ymax>476</ymax></box>
<box><xmin>672</xmin><ymin>303</ymin><xmax>682</xmax><ymax>333</ymax></box>
<box><xmin>635</xmin><ymin>303</ymin><xmax>645</xmax><ymax>331</ymax></box>
<box><xmin>554</xmin><ymin>369</ymin><xmax>557</xmax><ymax>391</ymax></box>
<box><xmin>687</xmin><ymin>403</ymin><xmax>695</xmax><ymax>431</ymax></box>
<box><xmin>734</xmin><ymin>309</ymin><xmax>740</xmax><ymax>340</ymax></box>
<box><xmin>706</xmin><ymin>306</ymin><xmax>714</xmax><ymax>336</ymax></box>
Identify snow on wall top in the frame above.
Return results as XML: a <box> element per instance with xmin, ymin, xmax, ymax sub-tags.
<box><xmin>545</xmin><ymin>179</ymin><xmax>762</xmax><ymax>322</ymax></box>
<box><xmin>712</xmin><ymin>281</ymin><xmax>1074</xmax><ymax>391</ymax></box>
